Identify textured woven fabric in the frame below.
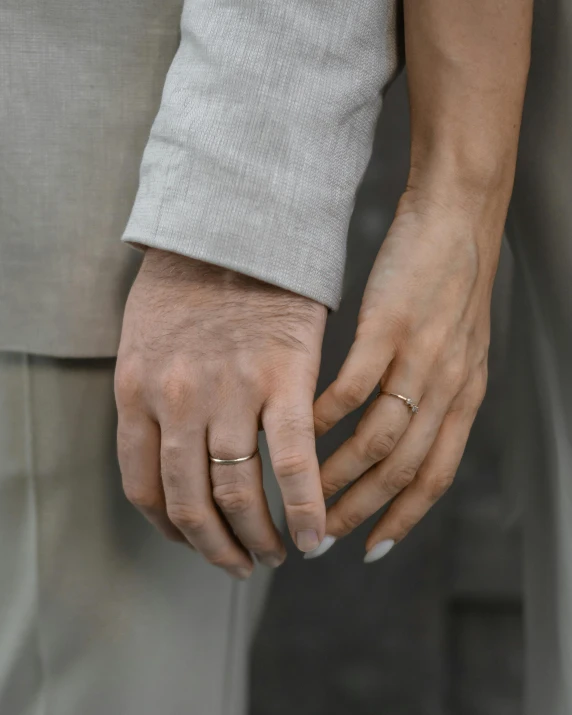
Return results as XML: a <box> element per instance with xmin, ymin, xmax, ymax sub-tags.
<box><xmin>0</xmin><ymin>0</ymin><xmax>401</xmax><ymax>356</ymax></box>
<box><xmin>0</xmin><ymin>0</ymin><xmax>183</xmax><ymax>356</ymax></box>
<box><xmin>124</xmin><ymin>0</ymin><xmax>402</xmax><ymax>310</ymax></box>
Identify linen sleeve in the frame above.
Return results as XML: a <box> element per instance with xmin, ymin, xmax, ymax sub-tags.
<box><xmin>122</xmin><ymin>0</ymin><xmax>402</xmax><ymax>309</ymax></box>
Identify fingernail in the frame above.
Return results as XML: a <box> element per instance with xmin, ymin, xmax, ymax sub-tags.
<box><xmin>257</xmin><ymin>553</ymin><xmax>286</xmax><ymax>569</ymax></box>
<box><xmin>303</xmin><ymin>535</ymin><xmax>337</xmax><ymax>560</ymax></box>
<box><xmin>296</xmin><ymin>529</ymin><xmax>320</xmax><ymax>552</ymax></box>
<box><xmin>364</xmin><ymin>539</ymin><xmax>395</xmax><ymax>564</ymax></box>
<box><xmin>229</xmin><ymin>566</ymin><xmax>253</xmax><ymax>580</ymax></box>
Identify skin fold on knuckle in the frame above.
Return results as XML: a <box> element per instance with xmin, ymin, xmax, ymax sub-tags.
<box><xmin>212</xmin><ymin>483</ymin><xmax>255</xmax><ymax>515</ymax></box>
<box><xmin>321</xmin><ymin>476</ymin><xmax>344</xmax><ymax>499</ymax></box>
<box><xmin>469</xmin><ymin>367</ymin><xmax>489</xmax><ymax>409</ymax></box>
<box><xmin>123</xmin><ymin>481</ymin><xmax>161</xmax><ymax>513</ymax></box>
<box><xmin>313</xmin><ymin>412</ymin><xmax>333</xmax><ymax>437</ymax></box>
<box><xmin>271</xmin><ymin>448</ymin><xmax>311</xmax><ymax>482</ymax></box>
<box><xmin>284</xmin><ymin>500</ymin><xmax>322</xmax><ymax>525</ymax></box>
<box><xmin>334</xmin><ymin>373</ymin><xmax>371</xmax><ymax>412</ymax></box>
<box><xmin>424</xmin><ymin>472</ymin><xmax>456</xmax><ymax>503</ymax></box>
<box><xmin>442</xmin><ymin>359</ymin><xmax>471</xmax><ymax>396</ymax></box>
<box><xmin>376</xmin><ymin>464</ymin><xmax>418</xmax><ymax>497</ymax></box>
<box><xmin>157</xmin><ymin>363</ymin><xmax>194</xmax><ymax>415</ymax></box>
<box><xmin>359</xmin><ymin>430</ymin><xmax>397</xmax><ymax>464</ymax></box>
<box><xmin>166</xmin><ymin>503</ymin><xmax>208</xmax><ymax>533</ymax></box>
<box><xmin>332</xmin><ymin>506</ymin><xmax>366</xmax><ymax>536</ymax></box>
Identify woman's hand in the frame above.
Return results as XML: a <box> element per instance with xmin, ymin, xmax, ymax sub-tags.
<box><xmin>311</xmin><ymin>187</ymin><xmax>504</xmax><ymax>562</ymax></box>
<box><xmin>311</xmin><ymin>0</ymin><xmax>531</xmax><ymax>564</ymax></box>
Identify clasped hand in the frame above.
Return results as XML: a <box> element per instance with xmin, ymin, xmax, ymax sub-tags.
<box><xmin>116</xmin><ymin>193</ymin><xmax>500</xmax><ymax>576</ymax></box>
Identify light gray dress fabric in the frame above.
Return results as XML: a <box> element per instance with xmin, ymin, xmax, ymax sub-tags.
<box><xmin>503</xmin><ymin>1</ymin><xmax>572</xmax><ymax>711</ymax></box>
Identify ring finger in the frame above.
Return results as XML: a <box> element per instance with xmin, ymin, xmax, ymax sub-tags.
<box><xmin>208</xmin><ymin>406</ymin><xmax>286</xmax><ymax>568</ymax></box>
<box><xmin>160</xmin><ymin>419</ymin><xmax>254</xmax><ymax>579</ymax></box>
<box><xmin>364</xmin><ymin>398</ymin><xmax>478</xmax><ymax>558</ymax></box>
<box><xmin>320</xmin><ymin>369</ymin><xmax>425</xmax><ymax>499</ymax></box>
<box><xmin>325</xmin><ymin>387</ymin><xmax>451</xmax><ymax>538</ymax></box>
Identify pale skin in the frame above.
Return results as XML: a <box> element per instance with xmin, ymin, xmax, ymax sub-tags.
<box><xmin>314</xmin><ymin>0</ymin><xmax>533</xmax><ymax>558</ymax></box>
<box><xmin>115</xmin><ymin>0</ymin><xmax>533</xmax><ymax>576</ymax></box>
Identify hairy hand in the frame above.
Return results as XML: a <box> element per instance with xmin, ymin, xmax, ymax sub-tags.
<box><xmin>115</xmin><ymin>249</ymin><xmax>327</xmax><ymax>579</ymax></box>
<box><xmin>312</xmin><ymin>190</ymin><xmax>503</xmax><ymax>562</ymax></box>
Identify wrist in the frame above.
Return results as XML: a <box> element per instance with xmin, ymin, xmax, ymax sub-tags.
<box><xmin>395</xmin><ymin>171</ymin><xmax>508</xmax><ymax>279</ymax></box>
<box><xmin>407</xmin><ymin>142</ymin><xmax>516</xmax><ymax>205</ymax></box>
<box><xmin>400</xmin><ymin>150</ymin><xmax>515</xmax><ymax>232</ymax></box>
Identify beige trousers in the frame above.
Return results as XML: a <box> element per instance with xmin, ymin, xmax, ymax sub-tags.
<box><xmin>0</xmin><ymin>354</ymin><xmax>275</xmax><ymax>715</ymax></box>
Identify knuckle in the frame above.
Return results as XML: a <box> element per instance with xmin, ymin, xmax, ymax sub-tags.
<box><xmin>114</xmin><ymin>358</ymin><xmax>144</xmax><ymax>405</ymax></box>
<box><xmin>166</xmin><ymin>504</ymin><xmax>207</xmax><ymax>532</ymax></box>
<box><xmin>285</xmin><ymin>500</ymin><xmax>322</xmax><ymax>521</ymax></box>
<box><xmin>471</xmin><ymin>366</ymin><xmax>489</xmax><ymax>405</ymax></box>
<box><xmin>383</xmin><ymin>464</ymin><xmax>417</xmax><ymax>493</ymax></box>
<box><xmin>453</xmin><ymin>369</ymin><xmax>488</xmax><ymax>417</ymax></box>
<box><xmin>334</xmin><ymin>373</ymin><xmax>371</xmax><ymax>411</ymax></box>
<box><xmin>360</xmin><ymin>430</ymin><xmax>397</xmax><ymax>463</ymax></box>
<box><xmin>272</xmin><ymin>449</ymin><xmax>311</xmax><ymax>480</ymax></box>
<box><xmin>425</xmin><ymin>472</ymin><xmax>455</xmax><ymax>502</ymax></box>
<box><xmin>123</xmin><ymin>482</ymin><xmax>161</xmax><ymax>512</ymax></box>
<box><xmin>158</xmin><ymin>367</ymin><xmax>192</xmax><ymax>411</ymax></box>
<box><xmin>212</xmin><ymin>484</ymin><xmax>254</xmax><ymax>515</ymax></box>
<box><xmin>321</xmin><ymin>477</ymin><xmax>342</xmax><ymax>498</ymax></box>
<box><xmin>337</xmin><ymin>509</ymin><xmax>365</xmax><ymax>533</ymax></box>
<box><xmin>314</xmin><ymin>413</ymin><xmax>332</xmax><ymax>437</ymax></box>
<box><xmin>443</xmin><ymin>360</ymin><xmax>469</xmax><ymax>393</ymax></box>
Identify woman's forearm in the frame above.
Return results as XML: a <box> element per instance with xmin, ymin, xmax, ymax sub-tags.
<box><xmin>403</xmin><ymin>0</ymin><xmax>533</xmax><ymax>209</ymax></box>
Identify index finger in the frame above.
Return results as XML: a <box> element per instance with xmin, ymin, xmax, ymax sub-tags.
<box><xmin>261</xmin><ymin>393</ymin><xmax>325</xmax><ymax>553</ymax></box>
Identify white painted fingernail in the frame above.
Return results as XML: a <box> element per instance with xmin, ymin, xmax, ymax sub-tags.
<box><xmin>303</xmin><ymin>535</ymin><xmax>337</xmax><ymax>560</ymax></box>
<box><xmin>364</xmin><ymin>539</ymin><xmax>395</xmax><ymax>564</ymax></box>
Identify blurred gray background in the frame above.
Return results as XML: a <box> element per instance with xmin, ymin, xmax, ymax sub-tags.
<box><xmin>250</xmin><ymin>75</ymin><xmax>523</xmax><ymax>715</ymax></box>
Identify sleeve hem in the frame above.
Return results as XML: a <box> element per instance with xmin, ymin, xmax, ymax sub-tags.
<box><xmin>122</xmin><ymin>231</ymin><xmax>342</xmax><ymax>311</ymax></box>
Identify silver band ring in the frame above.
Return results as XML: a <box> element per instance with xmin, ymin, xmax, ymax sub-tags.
<box><xmin>379</xmin><ymin>390</ymin><xmax>420</xmax><ymax>414</ymax></box>
<box><xmin>208</xmin><ymin>446</ymin><xmax>260</xmax><ymax>465</ymax></box>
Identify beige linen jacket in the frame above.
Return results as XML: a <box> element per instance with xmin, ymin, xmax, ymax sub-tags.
<box><xmin>0</xmin><ymin>0</ymin><xmax>402</xmax><ymax>357</ymax></box>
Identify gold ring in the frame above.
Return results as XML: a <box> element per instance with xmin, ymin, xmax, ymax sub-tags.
<box><xmin>208</xmin><ymin>446</ymin><xmax>260</xmax><ymax>465</ymax></box>
<box><xmin>378</xmin><ymin>390</ymin><xmax>419</xmax><ymax>414</ymax></box>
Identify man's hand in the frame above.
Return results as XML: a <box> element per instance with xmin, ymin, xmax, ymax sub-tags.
<box><xmin>115</xmin><ymin>248</ymin><xmax>327</xmax><ymax>579</ymax></box>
